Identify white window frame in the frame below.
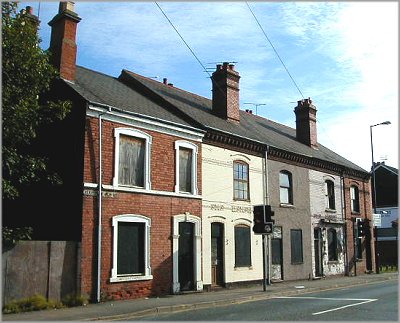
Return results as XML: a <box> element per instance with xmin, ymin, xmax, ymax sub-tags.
<box><xmin>174</xmin><ymin>140</ymin><xmax>198</xmax><ymax>195</ymax></box>
<box><xmin>110</xmin><ymin>214</ymin><xmax>152</xmax><ymax>282</ymax></box>
<box><xmin>350</xmin><ymin>185</ymin><xmax>360</xmax><ymax>213</ymax></box>
<box><xmin>113</xmin><ymin>128</ymin><xmax>152</xmax><ymax>189</ymax></box>
<box><xmin>324</xmin><ymin>179</ymin><xmax>336</xmax><ymax>210</ymax></box>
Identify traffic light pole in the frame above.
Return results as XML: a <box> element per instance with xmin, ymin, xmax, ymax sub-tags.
<box><xmin>262</xmin><ymin>234</ymin><xmax>267</xmax><ymax>291</ymax></box>
<box><xmin>263</xmin><ymin>148</ymin><xmax>271</xmax><ymax>290</ymax></box>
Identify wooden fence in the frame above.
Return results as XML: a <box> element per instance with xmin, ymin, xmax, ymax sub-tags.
<box><xmin>2</xmin><ymin>241</ymin><xmax>80</xmax><ymax>305</ymax></box>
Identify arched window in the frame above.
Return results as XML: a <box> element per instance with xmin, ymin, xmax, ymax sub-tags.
<box><xmin>350</xmin><ymin>185</ymin><xmax>360</xmax><ymax>213</ymax></box>
<box><xmin>327</xmin><ymin>228</ymin><xmax>338</xmax><ymax>261</ymax></box>
<box><xmin>175</xmin><ymin>140</ymin><xmax>198</xmax><ymax>195</ymax></box>
<box><xmin>325</xmin><ymin>180</ymin><xmax>335</xmax><ymax>210</ymax></box>
<box><xmin>280</xmin><ymin>171</ymin><xmax>293</xmax><ymax>205</ymax></box>
<box><xmin>233</xmin><ymin>161</ymin><xmax>249</xmax><ymax>200</ymax></box>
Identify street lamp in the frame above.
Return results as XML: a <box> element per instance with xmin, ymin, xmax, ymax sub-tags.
<box><xmin>243</xmin><ymin>102</ymin><xmax>266</xmax><ymax>115</ymax></box>
<box><xmin>370</xmin><ymin>121</ymin><xmax>391</xmax><ymax>274</ymax></box>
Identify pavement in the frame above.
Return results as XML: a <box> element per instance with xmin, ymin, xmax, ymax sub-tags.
<box><xmin>2</xmin><ymin>272</ymin><xmax>398</xmax><ymax>321</ymax></box>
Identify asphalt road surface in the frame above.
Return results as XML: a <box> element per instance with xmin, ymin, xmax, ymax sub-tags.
<box><xmin>134</xmin><ymin>280</ymin><xmax>398</xmax><ymax>321</ymax></box>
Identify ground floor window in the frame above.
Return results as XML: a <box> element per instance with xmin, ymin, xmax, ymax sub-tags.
<box><xmin>328</xmin><ymin>228</ymin><xmax>338</xmax><ymax>261</ymax></box>
<box><xmin>234</xmin><ymin>225</ymin><xmax>251</xmax><ymax>267</ymax></box>
<box><xmin>290</xmin><ymin>229</ymin><xmax>303</xmax><ymax>264</ymax></box>
<box><xmin>110</xmin><ymin>214</ymin><xmax>152</xmax><ymax>282</ymax></box>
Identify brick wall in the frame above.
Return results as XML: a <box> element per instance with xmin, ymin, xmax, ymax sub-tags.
<box><xmin>81</xmin><ymin>116</ymin><xmax>202</xmax><ymax>300</ymax></box>
<box><xmin>343</xmin><ymin>177</ymin><xmax>374</xmax><ymax>275</ymax></box>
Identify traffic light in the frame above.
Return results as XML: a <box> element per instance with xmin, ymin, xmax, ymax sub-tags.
<box><xmin>264</xmin><ymin>205</ymin><xmax>275</xmax><ymax>224</ymax></box>
<box><xmin>357</xmin><ymin>220</ymin><xmax>369</xmax><ymax>238</ymax></box>
<box><xmin>253</xmin><ymin>205</ymin><xmax>274</xmax><ymax>234</ymax></box>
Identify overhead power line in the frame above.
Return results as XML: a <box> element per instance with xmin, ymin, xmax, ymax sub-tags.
<box><xmin>245</xmin><ymin>2</ymin><xmax>304</xmax><ymax>99</ymax></box>
<box><xmin>155</xmin><ymin>2</ymin><xmax>228</xmax><ymax>99</ymax></box>
<box><xmin>155</xmin><ymin>2</ymin><xmax>212</xmax><ymax>80</ymax></box>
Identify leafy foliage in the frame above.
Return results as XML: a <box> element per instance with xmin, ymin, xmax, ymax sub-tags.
<box><xmin>2</xmin><ymin>226</ymin><xmax>33</xmax><ymax>248</ymax></box>
<box><xmin>2</xmin><ymin>2</ymin><xmax>71</xmax><ymax>200</ymax></box>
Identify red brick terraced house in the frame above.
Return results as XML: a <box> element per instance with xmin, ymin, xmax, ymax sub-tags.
<box><xmin>47</xmin><ymin>2</ymin><xmax>205</xmax><ymax>301</ymax></box>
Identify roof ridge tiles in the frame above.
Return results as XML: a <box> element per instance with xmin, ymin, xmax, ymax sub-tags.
<box><xmin>123</xmin><ymin>69</ymin><xmax>212</xmax><ymax>103</ymax></box>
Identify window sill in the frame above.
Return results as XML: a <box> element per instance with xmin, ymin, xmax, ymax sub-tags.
<box><xmin>234</xmin><ymin>266</ymin><xmax>253</xmax><ymax>271</ymax></box>
<box><xmin>280</xmin><ymin>203</ymin><xmax>295</xmax><ymax>209</ymax></box>
<box><xmin>110</xmin><ymin>274</ymin><xmax>153</xmax><ymax>283</ymax></box>
<box><xmin>325</xmin><ymin>209</ymin><xmax>337</xmax><ymax>213</ymax></box>
<box><xmin>291</xmin><ymin>262</ymin><xmax>304</xmax><ymax>265</ymax></box>
<box><xmin>89</xmin><ymin>183</ymin><xmax>202</xmax><ymax>199</ymax></box>
<box><xmin>328</xmin><ymin>260</ymin><xmax>339</xmax><ymax>264</ymax></box>
<box><xmin>351</xmin><ymin>211</ymin><xmax>361</xmax><ymax>215</ymax></box>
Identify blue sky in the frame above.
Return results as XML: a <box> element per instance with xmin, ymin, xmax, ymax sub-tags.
<box><xmin>22</xmin><ymin>1</ymin><xmax>398</xmax><ymax>171</ymax></box>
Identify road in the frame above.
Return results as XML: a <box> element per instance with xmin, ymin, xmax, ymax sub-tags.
<box><xmin>132</xmin><ymin>280</ymin><xmax>398</xmax><ymax>321</ymax></box>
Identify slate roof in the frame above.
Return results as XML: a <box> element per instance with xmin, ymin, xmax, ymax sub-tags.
<box><xmin>66</xmin><ymin>65</ymin><xmax>368</xmax><ymax>174</ymax></box>
<box><xmin>374</xmin><ymin>163</ymin><xmax>398</xmax><ymax>175</ymax></box>
<box><xmin>66</xmin><ymin>66</ymin><xmax>196</xmax><ymax>129</ymax></box>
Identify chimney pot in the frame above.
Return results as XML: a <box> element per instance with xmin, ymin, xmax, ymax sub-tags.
<box><xmin>60</xmin><ymin>1</ymin><xmax>75</xmax><ymax>13</ymax></box>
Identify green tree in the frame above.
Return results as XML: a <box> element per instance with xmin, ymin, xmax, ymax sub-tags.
<box><xmin>2</xmin><ymin>2</ymin><xmax>71</xmax><ymax>200</ymax></box>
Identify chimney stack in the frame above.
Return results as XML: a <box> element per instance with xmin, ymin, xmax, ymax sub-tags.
<box><xmin>48</xmin><ymin>2</ymin><xmax>81</xmax><ymax>81</ymax></box>
<box><xmin>212</xmin><ymin>62</ymin><xmax>240</xmax><ymax>123</ymax></box>
<box><xmin>294</xmin><ymin>98</ymin><xmax>318</xmax><ymax>148</ymax></box>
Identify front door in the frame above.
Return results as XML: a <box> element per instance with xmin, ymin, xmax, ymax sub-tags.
<box><xmin>211</xmin><ymin>223</ymin><xmax>224</xmax><ymax>286</ymax></box>
<box><xmin>314</xmin><ymin>227</ymin><xmax>323</xmax><ymax>277</ymax></box>
<box><xmin>178</xmin><ymin>222</ymin><xmax>194</xmax><ymax>291</ymax></box>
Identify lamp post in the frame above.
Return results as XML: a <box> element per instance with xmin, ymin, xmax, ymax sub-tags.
<box><xmin>370</xmin><ymin>121</ymin><xmax>391</xmax><ymax>274</ymax></box>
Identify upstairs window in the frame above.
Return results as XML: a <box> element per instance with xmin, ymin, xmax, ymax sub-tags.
<box><xmin>113</xmin><ymin>128</ymin><xmax>152</xmax><ymax>189</ymax></box>
<box><xmin>119</xmin><ymin>136</ymin><xmax>145</xmax><ymax>186</ymax></box>
<box><xmin>280</xmin><ymin>171</ymin><xmax>293</xmax><ymax>204</ymax></box>
<box><xmin>325</xmin><ymin>180</ymin><xmax>335</xmax><ymax>210</ymax></box>
<box><xmin>233</xmin><ymin>161</ymin><xmax>249</xmax><ymax>200</ymax></box>
<box><xmin>175</xmin><ymin>141</ymin><xmax>198</xmax><ymax>195</ymax></box>
<box><xmin>350</xmin><ymin>185</ymin><xmax>360</xmax><ymax>213</ymax></box>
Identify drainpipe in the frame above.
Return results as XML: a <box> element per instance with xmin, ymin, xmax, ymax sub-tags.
<box><xmin>340</xmin><ymin>170</ymin><xmax>349</xmax><ymax>276</ymax></box>
<box><xmin>96</xmin><ymin>108</ymin><xmax>110</xmax><ymax>303</ymax></box>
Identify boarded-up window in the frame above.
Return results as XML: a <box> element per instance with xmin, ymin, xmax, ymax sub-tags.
<box><xmin>233</xmin><ymin>161</ymin><xmax>249</xmax><ymax>200</ymax></box>
<box><xmin>279</xmin><ymin>171</ymin><xmax>293</xmax><ymax>204</ymax></box>
<box><xmin>350</xmin><ymin>186</ymin><xmax>360</xmax><ymax>213</ymax></box>
<box><xmin>118</xmin><ymin>135</ymin><xmax>145</xmax><ymax>187</ymax></box>
<box><xmin>328</xmin><ymin>228</ymin><xmax>338</xmax><ymax>261</ymax></box>
<box><xmin>271</xmin><ymin>238</ymin><xmax>282</xmax><ymax>265</ymax></box>
<box><xmin>234</xmin><ymin>225</ymin><xmax>251</xmax><ymax>267</ymax></box>
<box><xmin>117</xmin><ymin>222</ymin><xmax>145</xmax><ymax>275</ymax></box>
<box><xmin>290</xmin><ymin>229</ymin><xmax>303</xmax><ymax>264</ymax></box>
<box><xmin>179</xmin><ymin>148</ymin><xmax>193</xmax><ymax>192</ymax></box>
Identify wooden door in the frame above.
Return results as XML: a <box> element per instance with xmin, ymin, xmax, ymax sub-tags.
<box><xmin>211</xmin><ymin>223</ymin><xmax>224</xmax><ymax>286</ymax></box>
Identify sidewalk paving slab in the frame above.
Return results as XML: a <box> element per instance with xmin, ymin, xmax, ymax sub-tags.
<box><xmin>2</xmin><ymin>272</ymin><xmax>398</xmax><ymax>321</ymax></box>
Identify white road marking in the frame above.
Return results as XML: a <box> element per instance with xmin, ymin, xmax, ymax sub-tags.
<box><xmin>275</xmin><ymin>296</ymin><xmax>378</xmax><ymax>316</ymax></box>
